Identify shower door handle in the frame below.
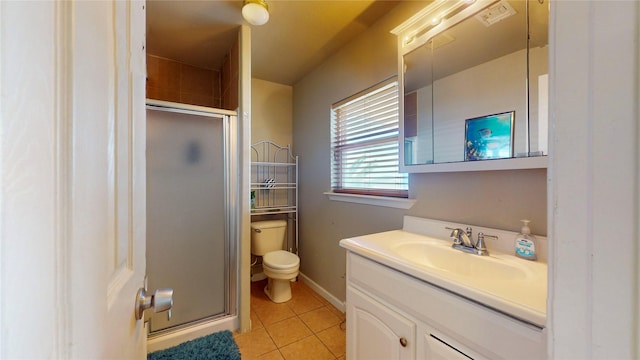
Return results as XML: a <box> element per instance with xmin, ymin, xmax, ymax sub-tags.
<box><xmin>135</xmin><ymin>287</ymin><xmax>174</xmax><ymax>321</ymax></box>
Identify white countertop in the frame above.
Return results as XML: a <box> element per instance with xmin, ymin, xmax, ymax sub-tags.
<box><xmin>340</xmin><ymin>223</ymin><xmax>547</xmax><ymax>328</ymax></box>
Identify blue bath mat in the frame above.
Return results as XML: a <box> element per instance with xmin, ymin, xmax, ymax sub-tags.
<box><xmin>147</xmin><ymin>330</ymin><xmax>241</xmax><ymax>360</ymax></box>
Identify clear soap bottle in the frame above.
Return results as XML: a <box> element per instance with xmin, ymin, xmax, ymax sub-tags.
<box><xmin>515</xmin><ymin>219</ymin><xmax>537</xmax><ymax>261</ymax></box>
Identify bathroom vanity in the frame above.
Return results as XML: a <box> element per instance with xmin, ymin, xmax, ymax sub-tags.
<box><xmin>340</xmin><ymin>216</ymin><xmax>547</xmax><ymax>359</ymax></box>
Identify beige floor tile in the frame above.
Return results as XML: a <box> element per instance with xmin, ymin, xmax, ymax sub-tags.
<box><xmin>251</xmin><ymin>309</ymin><xmax>264</xmax><ymax>330</ymax></box>
<box><xmin>246</xmin><ymin>275</ymin><xmax>345</xmax><ymax>360</ymax></box>
<box><xmin>279</xmin><ymin>336</ymin><xmax>336</xmax><ymax>360</ymax></box>
<box><xmin>252</xmin><ymin>295</ymin><xmax>275</xmax><ymax>313</ymax></box>
<box><xmin>299</xmin><ymin>307</ymin><xmax>341</xmax><ymax>333</ymax></box>
<box><xmin>303</xmin><ymin>286</ymin><xmax>331</xmax><ymax>305</ymax></box>
<box><xmin>233</xmin><ymin>327</ymin><xmax>277</xmax><ymax>359</ymax></box>
<box><xmin>326</xmin><ymin>305</ymin><xmax>346</xmax><ymax>322</ymax></box>
<box><xmin>254</xmin><ymin>300</ymin><xmax>297</xmax><ymax>325</ymax></box>
<box><xmin>289</xmin><ymin>283</ymin><xmax>311</xmax><ymax>299</ymax></box>
<box><xmin>265</xmin><ymin>317</ymin><xmax>313</xmax><ymax>348</ymax></box>
<box><xmin>287</xmin><ymin>289</ymin><xmax>324</xmax><ymax>315</ymax></box>
<box><xmin>251</xmin><ymin>285</ymin><xmax>273</xmax><ymax>307</ymax></box>
<box><xmin>290</xmin><ymin>280</ymin><xmax>308</xmax><ymax>293</ymax></box>
<box><xmin>258</xmin><ymin>350</ymin><xmax>285</xmax><ymax>360</ymax></box>
<box><xmin>316</xmin><ymin>325</ymin><xmax>346</xmax><ymax>358</ymax></box>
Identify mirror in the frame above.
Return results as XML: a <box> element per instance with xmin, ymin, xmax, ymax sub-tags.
<box><xmin>397</xmin><ymin>0</ymin><xmax>549</xmax><ymax>169</ymax></box>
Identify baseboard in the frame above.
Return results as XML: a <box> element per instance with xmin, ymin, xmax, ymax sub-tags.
<box><xmin>146</xmin><ymin>315</ymin><xmax>238</xmax><ymax>353</ymax></box>
<box><xmin>299</xmin><ymin>272</ymin><xmax>346</xmax><ymax>313</ymax></box>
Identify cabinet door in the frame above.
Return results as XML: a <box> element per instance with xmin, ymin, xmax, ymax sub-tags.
<box><xmin>347</xmin><ymin>286</ymin><xmax>416</xmax><ymax>360</ymax></box>
<box><xmin>424</xmin><ymin>332</ymin><xmax>483</xmax><ymax>360</ymax></box>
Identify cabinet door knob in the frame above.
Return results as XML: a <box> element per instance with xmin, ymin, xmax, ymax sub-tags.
<box><xmin>399</xmin><ymin>337</ymin><xmax>408</xmax><ymax>347</ymax></box>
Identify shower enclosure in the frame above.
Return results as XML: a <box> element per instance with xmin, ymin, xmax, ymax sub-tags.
<box><xmin>145</xmin><ymin>101</ymin><xmax>238</xmax><ymax>348</ymax></box>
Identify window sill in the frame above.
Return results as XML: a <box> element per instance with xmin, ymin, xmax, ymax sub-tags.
<box><xmin>324</xmin><ymin>192</ymin><xmax>416</xmax><ymax>210</ymax></box>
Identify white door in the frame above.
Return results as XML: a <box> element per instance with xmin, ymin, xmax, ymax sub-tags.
<box><xmin>1</xmin><ymin>1</ymin><xmax>148</xmax><ymax>358</ymax></box>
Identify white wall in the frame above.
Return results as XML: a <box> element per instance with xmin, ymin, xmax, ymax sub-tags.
<box><xmin>293</xmin><ymin>2</ymin><xmax>427</xmax><ymax>302</ymax></box>
<box><xmin>251</xmin><ymin>78</ymin><xmax>293</xmax><ymax>148</ymax></box>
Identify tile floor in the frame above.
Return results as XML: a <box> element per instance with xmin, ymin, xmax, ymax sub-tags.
<box><xmin>233</xmin><ymin>279</ymin><xmax>346</xmax><ymax>359</ymax></box>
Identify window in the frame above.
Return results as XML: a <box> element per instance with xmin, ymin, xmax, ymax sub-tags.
<box><xmin>331</xmin><ymin>79</ymin><xmax>408</xmax><ymax>198</ymax></box>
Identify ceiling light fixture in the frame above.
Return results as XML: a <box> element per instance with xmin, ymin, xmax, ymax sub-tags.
<box><xmin>242</xmin><ymin>0</ymin><xmax>270</xmax><ymax>26</ymax></box>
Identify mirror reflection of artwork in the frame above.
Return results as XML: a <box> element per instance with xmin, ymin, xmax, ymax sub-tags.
<box><xmin>465</xmin><ymin>111</ymin><xmax>514</xmax><ymax>161</ymax></box>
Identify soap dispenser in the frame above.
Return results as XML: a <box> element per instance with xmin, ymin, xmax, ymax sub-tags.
<box><xmin>515</xmin><ymin>219</ymin><xmax>537</xmax><ymax>261</ymax></box>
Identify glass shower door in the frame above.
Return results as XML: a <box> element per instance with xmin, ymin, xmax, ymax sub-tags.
<box><xmin>146</xmin><ymin>107</ymin><xmax>229</xmax><ymax>333</ymax></box>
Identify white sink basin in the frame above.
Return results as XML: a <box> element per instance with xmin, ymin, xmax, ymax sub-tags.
<box><xmin>391</xmin><ymin>241</ymin><xmax>530</xmax><ymax>281</ymax></box>
<box><xmin>340</xmin><ymin>229</ymin><xmax>547</xmax><ymax>327</ymax></box>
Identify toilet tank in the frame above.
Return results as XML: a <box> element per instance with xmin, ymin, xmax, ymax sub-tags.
<box><xmin>250</xmin><ymin>220</ymin><xmax>287</xmax><ymax>256</ymax></box>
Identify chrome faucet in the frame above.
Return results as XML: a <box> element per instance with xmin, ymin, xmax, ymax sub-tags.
<box><xmin>446</xmin><ymin>227</ymin><xmax>497</xmax><ymax>256</ymax></box>
<box><xmin>447</xmin><ymin>227</ymin><xmax>474</xmax><ymax>247</ymax></box>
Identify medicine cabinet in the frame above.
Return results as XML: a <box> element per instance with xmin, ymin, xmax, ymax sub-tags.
<box><xmin>392</xmin><ymin>0</ymin><xmax>549</xmax><ymax>173</ymax></box>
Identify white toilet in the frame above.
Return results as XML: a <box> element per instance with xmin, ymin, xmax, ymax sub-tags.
<box><xmin>250</xmin><ymin>220</ymin><xmax>300</xmax><ymax>303</ymax></box>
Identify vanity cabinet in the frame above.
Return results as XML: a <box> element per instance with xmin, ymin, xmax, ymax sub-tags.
<box><xmin>347</xmin><ymin>286</ymin><xmax>415</xmax><ymax>359</ymax></box>
<box><xmin>423</xmin><ymin>332</ymin><xmax>477</xmax><ymax>360</ymax></box>
<box><xmin>345</xmin><ymin>252</ymin><xmax>546</xmax><ymax>360</ymax></box>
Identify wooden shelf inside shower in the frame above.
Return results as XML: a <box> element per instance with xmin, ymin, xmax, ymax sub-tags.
<box><xmin>250</xmin><ymin>141</ymin><xmax>298</xmax><ymax>254</ymax></box>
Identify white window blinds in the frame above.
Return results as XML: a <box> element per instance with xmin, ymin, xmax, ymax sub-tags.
<box><xmin>331</xmin><ymin>79</ymin><xmax>408</xmax><ymax>198</ymax></box>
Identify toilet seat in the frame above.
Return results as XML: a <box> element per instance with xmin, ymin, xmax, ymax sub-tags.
<box><xmin>263</xmin><ymin>250</ymin><xmax>300</xmax><ymax>270</ymax></box>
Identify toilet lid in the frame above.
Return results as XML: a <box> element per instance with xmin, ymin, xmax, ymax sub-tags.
<box><xmin>263</xmin><ymin>250</ymin><xmax>300</xmax><ymax>269</ymax></box>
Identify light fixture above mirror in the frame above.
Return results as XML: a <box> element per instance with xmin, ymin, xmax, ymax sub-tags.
<box><xmin>397</xmin><ymin>0</ymin><xmax>480</xmax><ymax>48</ymax></box>
<box><xmin>242</xmin><ymin>0</ymin><xmax>270</xmax><ymax>26</ymax></box>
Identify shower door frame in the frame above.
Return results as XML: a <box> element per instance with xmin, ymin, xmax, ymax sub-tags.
<box><xmin>145</xmin><ymin>99</ymin><xmax>239</xmax><ymax>338</ymax></box>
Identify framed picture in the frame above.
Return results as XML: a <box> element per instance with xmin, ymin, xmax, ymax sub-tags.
<box><xmin>464</xmin><ymin>111</ymin><xmax>514</xmax><ymax>161</ymax></box>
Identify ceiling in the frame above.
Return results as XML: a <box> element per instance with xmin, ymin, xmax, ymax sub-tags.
<box><xmin>146</xmin><ymin>0</ymin><xmax>403</xmax><ymax>85</ymax></box>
